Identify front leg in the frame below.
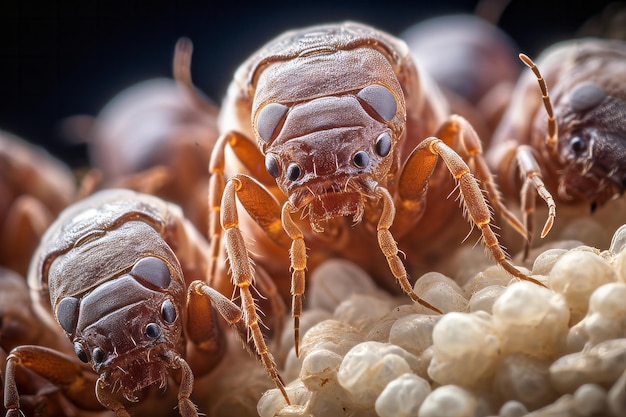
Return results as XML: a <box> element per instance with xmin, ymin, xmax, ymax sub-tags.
<box><xmin>217</xmin><ymin>174</ymin><xmax>290</xmax><ymax>405</ymax></box>
<box><xmin>4</xmin><ymin>346</ymin><xmax>102</xmax><ymax>416</ymax></box>
<box><xmin>403</xmin><ymin>136</ymin><xmax>545</xmax><ymax>287</ymax></box>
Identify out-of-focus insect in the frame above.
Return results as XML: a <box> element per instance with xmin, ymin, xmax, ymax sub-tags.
<box><xmin>400</xmin><ymin>12</ymin><xmax>521</xmax><ymax>135</ymax></box>
<box><xmin>0</xmin><ymin>130</ymin><xmax>77</xmax><ymax>277</ymax></box>
<box><xmin>63</xmin><ymin>39</ymin><xmax>220</xmax><ymax>238</ymax></box>
<box><xmin>486</xmin><ymin>38</ymin><xmax>626</xmax><ymax>253</ymax></box>
<box><xmin>206</xmin><ymin>21</ymin><xmax>540</xmax><ymax>358</ymax></box>
<box><xmin>3</xmin><ymin>189</ymin><xmax>289</xmax><ymax>417</ymax></box>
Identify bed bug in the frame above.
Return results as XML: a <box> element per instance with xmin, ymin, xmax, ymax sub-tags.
<box><xmin>3</xmin><ymin>189</ymin><xmax>289</xmax><ymax>416</ymax></box>
<box><xmin>206</xmin><ymin>21</ymin><xmax>540</xmax><ymax>358</ymax></box>
<box><xmin>485</xmin><ymin>38</ymin><xmax>626</xmax><ymax>253</ymax></box>
<box><xmin>0</xmin><ymin>130</ymin><xmax>77</xmax><ymax>277</ymax></box>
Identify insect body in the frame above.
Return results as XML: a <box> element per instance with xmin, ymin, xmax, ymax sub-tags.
<box><xmin>208</xmin><ymin>21</ymin><xmax>538</xmax><ymax>356</ymax></box>
<box><xmin>487</xmin><ymin>38</ymin><xmax>626</xmax><ymax>249</ymax></box>
<box><xmin>0</xmin><ymin>130</ymin><xmax>77</xmax><ymax>276</ymax></box>
<box><xmin>3</xmin><ymin>189</ymin><xmax>288</xmax><ymax>416</ymax></box>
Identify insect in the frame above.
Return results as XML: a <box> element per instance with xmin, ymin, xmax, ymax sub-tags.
<box><xmin>3</xmin><ymin>189</ymin><xmax>289</xmax><ymax>416</ymax></box>
<box><xmin>0</xmin><ymin>130</ymin><xmax>77</xmax><ymax>277</ymax></box>
<box><xmin>486</xmin><ymin>38</ymin><xmax>626</xmax><ymax>253</ymax></box>
<box><xmin>65</xmin><ymin>38</ymin><xmax>220</xmax><ymax>238</ymax></box>
<box><xmin>400</xmin><ymin>12</ymin><xmax>522</xmax><ymax>136</ymax></box>
<box><xmin>206</xmin><ymin>21</ymin><xmax>540</xmax><ymax>357</ymax></box>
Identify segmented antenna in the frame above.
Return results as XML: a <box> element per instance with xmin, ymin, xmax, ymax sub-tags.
<box><xmin>519</xmin><ymin>53</ymin><xmax>558</xmax><ymax>154</ymax></box>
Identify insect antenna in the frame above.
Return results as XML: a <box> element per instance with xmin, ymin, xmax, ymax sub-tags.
<box><xmin>519</xmin><ymin>53</ymin><xmax>558</xmax><ymax>155</ymax></box>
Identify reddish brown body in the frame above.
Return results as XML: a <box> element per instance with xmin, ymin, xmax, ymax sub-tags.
<box><xmin>208</xmin><ymin>21</ymin><xmax>537</xmax><ymax>357</ymax></box>
<box><xmin>487</xmin><ymin>38</ymin><xmax>626</xmax><ymax>247</ymax></box>
<box><xmin>0</xmin><ymin>131</ymin><xmax>77</xmax><ymax>277</ymax></box>
<box><xmin>3</xmin><ymin>189</ymin><xmax>287</xmax><ymax>416</ymax></box>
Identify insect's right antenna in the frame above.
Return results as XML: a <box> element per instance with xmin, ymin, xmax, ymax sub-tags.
<box><xmin>519</xmin><ymin>53</ymin><xmax>558</xmax><ymax>154</ymax></box>
<box><xmin>173</xmin><ymin>37</ymin><xmax>219</xmax><ymax>115</ymax></box>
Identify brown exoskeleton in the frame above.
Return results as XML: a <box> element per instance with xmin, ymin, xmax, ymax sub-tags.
<box><xmin>206</xmin><ymin>21</ymin><xmax>540</xmax><ymax>359</ymax></box>
<box><xmin>486</xmin><ymin>38</ymin><xmax>626</xmax><ymax>253</ymax></box>
<box><xmin>0</xmin><ymin>130</ymin><xmax>77</xmax><ymax>277</ymax></box>
<box><xmin>3</xmin><ymin>189</ymin><xmax>289</xmax><ymax>416</ymax></box>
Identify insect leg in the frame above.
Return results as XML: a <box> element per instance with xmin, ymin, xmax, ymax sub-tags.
<box><xmin>516</xmin><ymin>144</ymin><xmax>556</xmax><ymax>240</ymax></box>
<box><xmin>207</xmin><ymin>131</ymin><xmax>278</xmax><ymax>286</ymax></box>
<box><xmin>376</xmin><ymin>187</ymin><xmax>443</xmax><ymax>314</ymax></box>
<box><xmin>435</xmin><ymin>115</ymin><xmax>530</xmax><ymax>242</ymax></box>
<box><xmin>219</xmin><ymin>175</ymin><xmax>291</xmax><ymax>405</ymax></box>
<box><xmin>280</xmin><ymin>202</ymin><xmax>307</xmax><ymax>358</ymax></box>
<box><xmin>4</xmin><ymin>346</ymin><xmax>102</xmax><ymax>415</ymax></box>
<box><xmin>418</xmin><ymin>137</ymin><xmax>545</xmax><ymax>286</ymax></box>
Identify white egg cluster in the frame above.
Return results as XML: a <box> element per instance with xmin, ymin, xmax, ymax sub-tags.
<box><xmin>258</xmin><ymin>223</ymin><xmax>626</xmax><ymax>417</ymax></box>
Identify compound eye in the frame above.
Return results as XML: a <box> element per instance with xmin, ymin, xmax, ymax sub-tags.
<box><xmin>352</xmin><ymin>151</ymin><xmax>370</xmax><ymax>169</ymax></box>
<box><xmin>265</xmin><ymin>154</ymin><xmax>280</xmax><ymax>178</ymax></box>
<box><xmin>57</xmin><ymin>297</ymin><xmax>79</xmax><ymax>334</ymax></box>
<box><xmin>145</xmin><ymin>323</ymin><xmax>160</xmax><ymax>339</ymax></box>
<box><xmin>375</xmin><ymin>132</ymin><xmax>392</xmax><ymax>157</ymax></box>
<box><xmin>257</xmin><ymin>103</ymin><xmax>288</xmax><ymax>143</ymax></box>
<box><xmin>287</xmin><ymin>163</ymin><xmax>302</xmax><ymax>181</ymax></box>
<box><xmin>570</xmin><ymin>83</ymin><xmax>606</xmax><ymax>112</ymax></box>
<box><xmin>357</xmin><ymin>84</ymin><xmax>397</xmax><ymax>121</ymax></box>
<box><xmin>130</xmin><ymin>257</ymin><xmax>171</xmax><ymax>289</ymax></box>
<box><xmin>92</xmin><ymin>347</ymin><xmax>106</xmax><ymax>364</ymax></box>
<box><xmin>161</xmin><ymin>299</ymin><xmax>177</xmax><ymax>324</ymax></box>
<box><xmin>74</xmin><ymin>343</ymin><xmax>88</xmax><ymax>363</ymax></box>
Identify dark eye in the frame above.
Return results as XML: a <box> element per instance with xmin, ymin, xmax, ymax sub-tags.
<box><xmin>569</xmin><ymin>136</ymin><xmax>586</xmax><ymax>154</ymax></box>
<box><xmin>161</xmin><ymin>299</ymin><xmax>177</xmax><ymax>323</ymax></box>
<box><xmin>352</xmin><ymin>151</ymin><xmax>370</xmax><ymax>169</ymax></box>
<box><xmin>265</xmin><ymin>154</ymin><xmax>280</xmax><ymax>178</ymax></box>
<box><xmin>74</xmin><ymin>343</ymin><xmax>88</xmax><ymax>363</ymax></box>
<box><xmin>287</xmin><ymin>163</ymin><xmax>302</xmax><ymax>181</ymax></box>
<box><xmin>375</xmin><ymin>133</ymin><xmax>392</xmax><ymax>157</ymax></box>
<box><xmin>145</xmin><ymin>323</ymin><xmax>160</xmax><ymax>339</ymax></box>
<box><xmin>92</xmin><ymin>347</ymin><xmax>106</xmax><ymax>364</ymax></box>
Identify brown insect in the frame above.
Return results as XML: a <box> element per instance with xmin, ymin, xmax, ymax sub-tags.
<box><xmin>0</xmin><ymin>130</ymin><xmax>77</xmax><ymax>277</ymax></box>
<box><xmin>3</xmin><ymin>189</ymin><xmax>288</xmax><ymax>416</ymax></box>
<box><xmin>400</xmin><ymin>12</ymin><xmax>522</xmax><ymax>136</ymax></box>
<box><xmin>205</xmin><ymin>21</ymin><xmax>540</xmax><ymax>361</ymax></box>
<box><xmin>486</xmin><ymin>38</ymin><xmax>626</xmax><ymax>252</ymax></box>
<box><xmin>65</xmin><ymin>38</ymin><xmax>220</xmax><ymax>239</ymax></box>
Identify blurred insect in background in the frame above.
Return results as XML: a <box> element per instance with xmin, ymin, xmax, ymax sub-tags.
<box><xmin>486</xmin><ymin>38</ymin><xmax>626</xmax><ymax>255</ymax></box>
<box><xmin>0</xmin><ymin>131</ymin><xmax>77</xmax><ymax>277</ymax></box>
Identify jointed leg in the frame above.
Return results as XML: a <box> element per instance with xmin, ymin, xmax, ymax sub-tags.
<box><xmin>376</xmin><ymin>187</ymin><xmax>443</xmax><ymax>314</ymax></box>
<box><xmin>435</xmin><ymin>115</ymin><xmax>530</xmax><ymax>243</ymax></box>
<box><xmin>280</xmin><ymin>202</ymin><xmax>307</xmax><ymax>357</ymax></box>
<box><xmin>218</xmin><ymin>176</ymin><xmax>290</xmax><ymax>404</ymax></box>
<box><xmin>417</xmin><ymin>137</ymin><xmax>545</xmax><ymax>287</ymax></box>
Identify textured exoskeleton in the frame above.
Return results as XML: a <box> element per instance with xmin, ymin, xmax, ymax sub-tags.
<box><xmin>486</xmin><ymin>38</ymin><xmax>626</xmax><ymax>252</ymax></box>
<box><xmin>207</xmin><ymin>21</ymin><xmax>540</xmax><ymax>364</ymax></box>
<box><xmin>3</xmin><ymin>189</ymin><xmax>287</xmax><ymax>417</ymax></box>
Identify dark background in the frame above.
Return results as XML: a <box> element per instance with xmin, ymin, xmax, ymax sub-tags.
<box><xmin>0</xmin><ymin>0</ymin><xmax>620</xmax><ymax>168</ymax></box>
